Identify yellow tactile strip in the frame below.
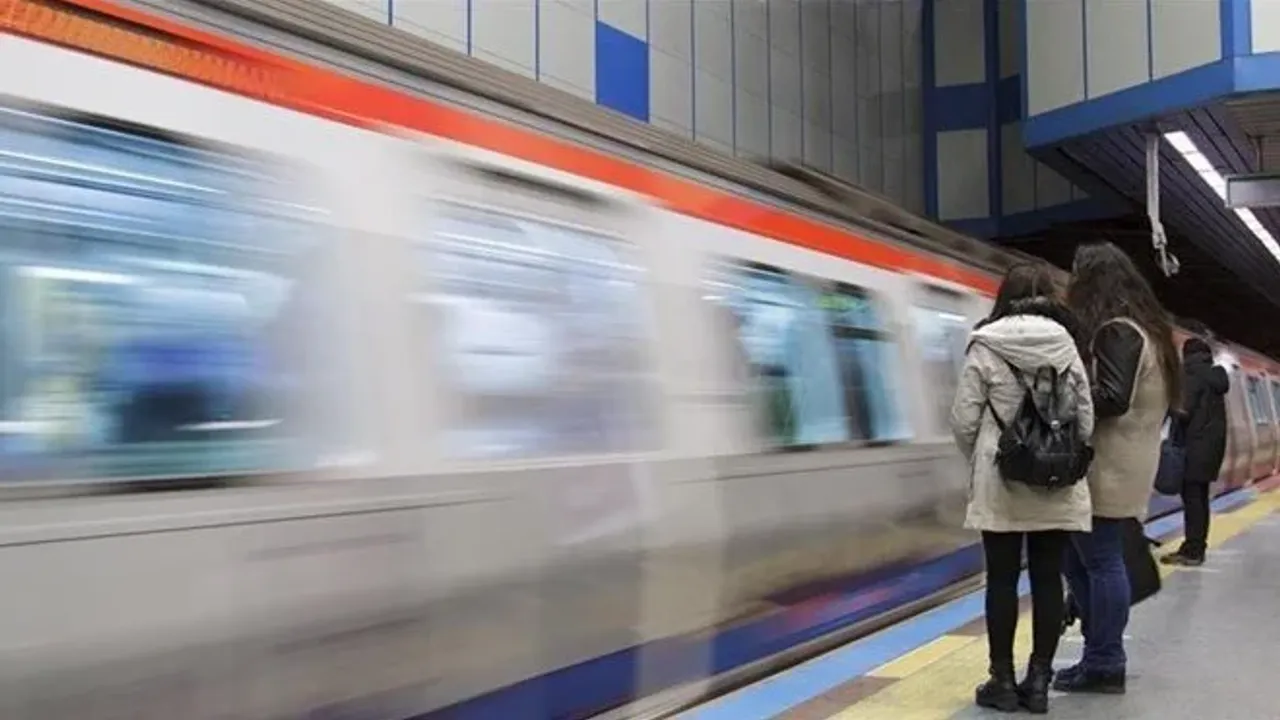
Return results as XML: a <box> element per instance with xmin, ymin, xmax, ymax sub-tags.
<box><xmin>775</xmin><ymin>489</ymin><xmax>1279</xmax><ymax>720</ymax></box>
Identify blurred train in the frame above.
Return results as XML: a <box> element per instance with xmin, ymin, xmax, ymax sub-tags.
<box><xmin>0</xmin><ymin>1</ymin><xmax>1279</xmax><ymax>719</ymax></box>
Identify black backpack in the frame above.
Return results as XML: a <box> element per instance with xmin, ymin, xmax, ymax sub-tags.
<box><xmin>982</xmin><ymin>353</ymin><xmax>1093</xmax><ymax>490</ymax></box>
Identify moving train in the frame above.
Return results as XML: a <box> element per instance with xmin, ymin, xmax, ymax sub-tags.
<box><xmin>0</xmin><ymin>1</ymin><xmax>1278</xmax><ymax>718</ymax></box>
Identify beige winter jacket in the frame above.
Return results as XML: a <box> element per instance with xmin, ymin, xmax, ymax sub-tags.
<box><xmin>1086</xmin><ymin>318</ymin><xmax>1167</xmax><ymax>520</ymax></box>
<box><xmin>950</xmin><ymin>312</ymin><xmax>1095</xmax><ymax>533</ymax></box>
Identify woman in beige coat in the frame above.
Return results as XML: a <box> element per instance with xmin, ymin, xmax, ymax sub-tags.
<box><xmin>951</xmin><ymin>263</ymin><xmax>1094</xmax><ymax>714</ymax></box>
<box><xmin>1054</xmin><ymin>242</ymin><xmax>1181</xmax><ymax>696</ymax></box>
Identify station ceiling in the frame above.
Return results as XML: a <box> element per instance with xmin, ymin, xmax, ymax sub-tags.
<box><xmin>1027</xmin><ymin>102</ymin><xmax>1280</xmax><ymax>360</ymax></box>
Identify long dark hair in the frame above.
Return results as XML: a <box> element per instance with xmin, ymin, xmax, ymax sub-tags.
<box><xmin>977</xmin><ymin>262</ymin><xmax>1076</xmax><ymax>332</ymax></box>
<box><xmin>1067</xmin><ymin>242</ymin><xmax>1182</xmax><ymax>409</ymax></box>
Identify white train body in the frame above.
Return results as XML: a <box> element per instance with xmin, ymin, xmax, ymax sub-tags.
<box><xmin>0</xmin><ymin>9</ymin><xmax>1276</xmax><ymax>720</ymax></box>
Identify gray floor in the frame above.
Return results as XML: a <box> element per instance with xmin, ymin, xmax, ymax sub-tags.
<box><xmin>954</xmin><ymin>512</ymin><xmax>1280</xmax><ymax>720</ymax></box>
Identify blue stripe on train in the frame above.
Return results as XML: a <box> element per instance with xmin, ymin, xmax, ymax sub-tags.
<box><xmin>414</xmin><ymin>485</ymin><xmax>1240</xmax><ymax>720</ymax></box>
<box><xmin>415</xmin><ymin>545</ymin><xmax>983</xmax><ymax>720</ymax></box>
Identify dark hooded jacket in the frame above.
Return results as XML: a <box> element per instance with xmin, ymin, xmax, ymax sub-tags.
<box><xmin>1180</xmin><ymin>338</ymin><xmax>1229</xmax><ymax>485</ymax></box>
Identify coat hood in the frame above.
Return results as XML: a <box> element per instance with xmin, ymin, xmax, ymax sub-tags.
<box><xmin>969</xmin><ymin>301</ymin><xmax>1079</xmax><ymax>374</ymax></box>
<box><xmin>1183</xmin><ymin>337</ymin><xmax>1229</xmax><ymax>395</ymax></box>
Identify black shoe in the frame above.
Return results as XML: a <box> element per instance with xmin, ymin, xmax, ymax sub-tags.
<box><xmin>1052</xmin><ymin>666</ymin><xmax>1126</xmax><ymax>694</ymax></box>
<box><xmin>1161</xmin><ymin>552</ymin><xmax>1205</xmax><ymax>567</ymax></box>
<box><xmin>1017</xmin><ymin>663</ymin><xmax>1054</xmax><ymax>714</ymax></box>
<box><xmin>976</xmin><ymin>665</ymin><xmax>1019</xmax><ymax>712</ymax></box>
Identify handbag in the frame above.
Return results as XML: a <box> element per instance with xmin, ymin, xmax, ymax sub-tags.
<box><xmin>1153</xmin><ymin>413</ymin><xmax>1186</xmax><ymax>496</ymax></box>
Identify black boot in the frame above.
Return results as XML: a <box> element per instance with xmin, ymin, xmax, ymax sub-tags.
<box><xmin>1052</xmin><ymin>665</ymin><xmax>1126</xmax><ymax>694</ymax></box>
<box><xmin>975</xmin><ymin>664</ymin><xmax>1019</xmax><ymax>713</ymax></box>
<box><xmin>1017</xmin><ymin>662</ymin><xmax>1054</xmax><ymax>714</ymax></box>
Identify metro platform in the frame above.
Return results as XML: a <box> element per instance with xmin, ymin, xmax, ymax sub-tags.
<box><xmin>676</xmin><ymin>481</ymin><xmax>1280</xmax><ymax>720</ymax></box>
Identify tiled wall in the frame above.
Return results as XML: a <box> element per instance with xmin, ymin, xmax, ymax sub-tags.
<box><xmin>322</xmin><ymin>0</ymin><xmax>927</xmax><ymax>214</ymax></box>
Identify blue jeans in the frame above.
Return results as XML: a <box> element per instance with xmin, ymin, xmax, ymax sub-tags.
<box><xmin>1064</xmin><ymin>517</ymin><xmax>1130</xmax><ymax>672</ymax></box>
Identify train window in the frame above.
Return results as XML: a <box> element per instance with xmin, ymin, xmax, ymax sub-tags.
<box><xmin>912</xmin><ymin>305</ymin><xmax>969</xmax><ymax>435</ymax></box>
<box><xmin>708</xmin><ymin>261</ymin><xmax>905</xmax><ymax>447</ymax></box>
<box><xmin>420</xmin><ymin>202</ymin><xmax>652</xmax><ymax>459</ymax></box>
<box><xmin>820</xmin><ymin>284</ymin><xmax>910</xmax><ymax>442</ymax></box>
<box><xmin>1272</xmin><ymin>381</ymin><xmax>1280</xmax><ymax>425</ymax></box>
<box><xmin>1247</xmin><ymin>376</ymin><xmax>1274</xmax><ymax>426</ymax></box>
<box><xmin>0</xmin><ymin>108</ymin><xmax>355</xmax><ymax>482</ymax></box>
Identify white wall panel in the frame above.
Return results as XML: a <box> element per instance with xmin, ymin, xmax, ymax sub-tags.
<box><xmin>1151</xmin><ymin>0</ymin><xmax>1220</xmax><ymax>78</ymax></box>
<box><xmin>472</xmin><ymin>0</ymin><xmax>536</xmax><ymax>77</ymax></box>
<box><xmin>831</xmin><ymin>16</ymin><xmax>858</xmax><ymax>147</ymax></box>
<box><xmin>650</xmin><ymin>48</ymin><xmax>694</xmax><ymax>134</ymax></box>
<box><xmin>883</xmin><ymin>146</ymin><xmax>906</xmax><ymax>206</ymax></box>
<box><xmin>999</xmin><ymin>0</ymin><xmax>1020</xmax><ymax>78</ymax></box>
<box><xmin>695</xmin><ymin>70</ymin><xmax>735</xmax><ymax>147</ymax></box>
<box><xmin>803</xmin><ymin>63</ymin><xmax>833</xmax><ymax>126</ymax></box>
<box><xmin>858</xmin><ymin>98</ymin><xmax>881</xmax><ymax>189</ymax></box>
<box><xmin>881</xmin><ymin>2</ymin><xmax>903</xmax><ymax>107</ymax></box>
<box><xmin>856</xmin><ymin>0</ymin><xmax>881</xmax><ymax>102</ymax></box>
<box><xmin>831</xmin><ymin>0</ymin><xmax>857</xmax><ymax>40</ymax></box>
<box><xmin>380</xmin><ymin>0</ymin><xmax>926</xmax><ymax>211</ymax></box>
<box><xmin>801</xmin><ymin>0</ymin><xmax>832</xmax><ymax>74</ymax></box>
<box><xmin>937</xmin><ymin>129</ymin><xmax>990</xmax><ymax>219</ymax></box>
<box><xmin>734</xmin><ymin>18</ymin><xmax>770</xmax><ymax>96</ymax></box>
<box><xmin>833</xmin><ymin>136</ymin><xmax>859</xmax><ymax>184</ymax></box>
<box><xmin>596</xmin><ymin>0</ymin><xmax>647</xmax><ymax>39</ymax></box>
<box><xmin>1027</xmin><ymin>0</ymin><xmax>1085</xmax><ymax>114</ymax></box>
<box><xmin>328</xmin><ymin>0</ymin><xmax>386</xmax><ymax>23</ymax></box>
<box><xmin>768</xmin><ymin>0</ymin><xmax>802</xmax><ymax>58</ymax></box>
<box><xmin>934</xmin><ymin>0</ymin><xmax>985</xmax><ymax>86</ymax></box>
<box><xmin>1034</xmin><ymin>162</ymin><xmax>1073</xmax><ymax>208</ymax></box>
<box><xmin>903</xmin><ymin>133</ymin><xmax>924</xmax><ymax>213</ymax></box>
<box><xmin>393</xmin><ymin>0</ymin><xmax>466</xmax><ymax>53</ymax></box>
<box><xmin>1085</xmin><ymin>0</ymin><xmax>1148</xmax><ymax>98</ymax></box>
<box><xmin>859</xmin><ymin>137</ymin><xmax>885</xmax><ymax>193</ymax></box>
<box><xmin>650</xmin><ymin>0</ymin><xmax>693</xmax><ymax>61</ymax></box>
<box><xmin>735</xmin><ymin>88</ymin><xmax>772</xmax><ymax>158</ymax></box>
<box><xmin>695</xmin><ymin>1</ymin><xmax>733</xmax><ymax>81</ymax></box>
<box><xmin>539</xmin><ymin>0</ymin><xmax>596</xmax><ymax>97</ymax></box>
<box><xmin>772</xmin><ymin>106</ymin><xmax>803</xmax><ymax>160</ymax></box>
<box><xmin>804</xmin><ymin>119</ymin><xmax>833</xmax><ymax>170</ymax></box>
<box><xmin>1001</xmin><ymin>123</ymin><xmax>1036</xmax><ymax>214</ymax></box>
<box><xmin>770</xmin><ymin>45</ymin><xmax>802</xmax><ymax>114</ymax></box>
<box><xmin>1255</xmin><ymin>1</ymin><xmax>1280</xmax><ymax>53</ymax></box>
<box><xmin>735</xmin><ymin>0</ymin><xmax>768</xmax><ymax>40</ymax></box>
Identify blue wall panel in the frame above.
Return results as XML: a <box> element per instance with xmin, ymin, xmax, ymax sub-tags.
<box><xmin>596</xmin><ymin>21</ymin><xmax>650</xmax><ymax>122</ymax></box>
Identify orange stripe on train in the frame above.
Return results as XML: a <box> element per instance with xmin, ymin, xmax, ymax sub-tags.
<box><xmin>2</xmin><ymin>0</ymin><xmax>1001</xmax><ymax>295</ymax></box>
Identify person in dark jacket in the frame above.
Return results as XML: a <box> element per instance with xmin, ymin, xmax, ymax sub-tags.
<box><xmin>1163</xmin><ymin>337</ymin><xmax>1229</xmax><ymax>566</ymax></box>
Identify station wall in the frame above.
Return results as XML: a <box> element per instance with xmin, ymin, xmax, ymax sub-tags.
<box><xmin>929</xmin><ymin>0</ymin><xmax>1099</xmax><ymax>236</ymax></box>
<box><xmin>320</xmin><ymin>0</ymin><xmax>927</xmax><ymax>214</ymax></box>
<box><xmin>1025</xmin><ymin>0</ymin><xmax>1223</xmax><ymax>116</ymax></box>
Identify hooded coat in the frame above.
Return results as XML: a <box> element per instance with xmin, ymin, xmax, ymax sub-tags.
<box><xmin>1180</xmin><ymin>338</ymin><xmax>1230</xmax><ymax>485</ymax></box>
<box><xmin>950</xmin><ymin>299</ymin><xmax>1095</xmax><ymax>533</ymax></box>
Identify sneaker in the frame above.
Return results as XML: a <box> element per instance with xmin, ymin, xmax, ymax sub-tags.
<box><xmin>1161</xmin><ymin>552</ymin><xmax>1205</xmax><ymax>567</ymax></box>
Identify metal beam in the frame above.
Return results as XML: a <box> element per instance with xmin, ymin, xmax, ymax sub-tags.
<box><xmin>1147</xmin><ymin>133</ymin><xmax>1179</xmax><ymax>276</ymax></box>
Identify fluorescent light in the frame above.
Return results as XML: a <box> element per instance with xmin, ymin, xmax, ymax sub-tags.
<box><xmin>19</xmin><ymin>266</ymin><xmax>135</xmax><ymax>285</ymax></box>
<box><xmin>1163</xmin><ymin>131</ymin><xmax>1280</xmax><ymax>264</ymax></box>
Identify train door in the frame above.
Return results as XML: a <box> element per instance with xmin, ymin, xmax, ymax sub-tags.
<box><xmin>1245</xmin><ymin>374</ymin><xmax>1277</xmax><ymax>481</ymax></box>
<box><xmin>1271</xmin><ymin>378</ymin><xmax>1280</xmax><ymax>476</ymax></box>
<box><xmin>1223</xmin><ymin>364</ymin><xmax>1253</xmax><ymax>486</ymax></box>
<box><xmin>907</xmin><ymin>283</ymin><xmax>973</xmax><ymax>443</ymax></box>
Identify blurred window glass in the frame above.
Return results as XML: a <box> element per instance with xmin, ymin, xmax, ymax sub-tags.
<box><xmin>0</xmin><ymin>107</ymin><xmax>355</xmax><ymax>481</ymax></box>
<box><xmin>416</xmin><ymin>202</ymin><xmax>653</xmax><ymax>459</ymax></box>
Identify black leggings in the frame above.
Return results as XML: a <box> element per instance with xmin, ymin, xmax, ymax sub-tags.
<box><xmin>982</xmin><ymin>530</ymin><xmax>1069</xmax><ymax>668</ymax></box>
